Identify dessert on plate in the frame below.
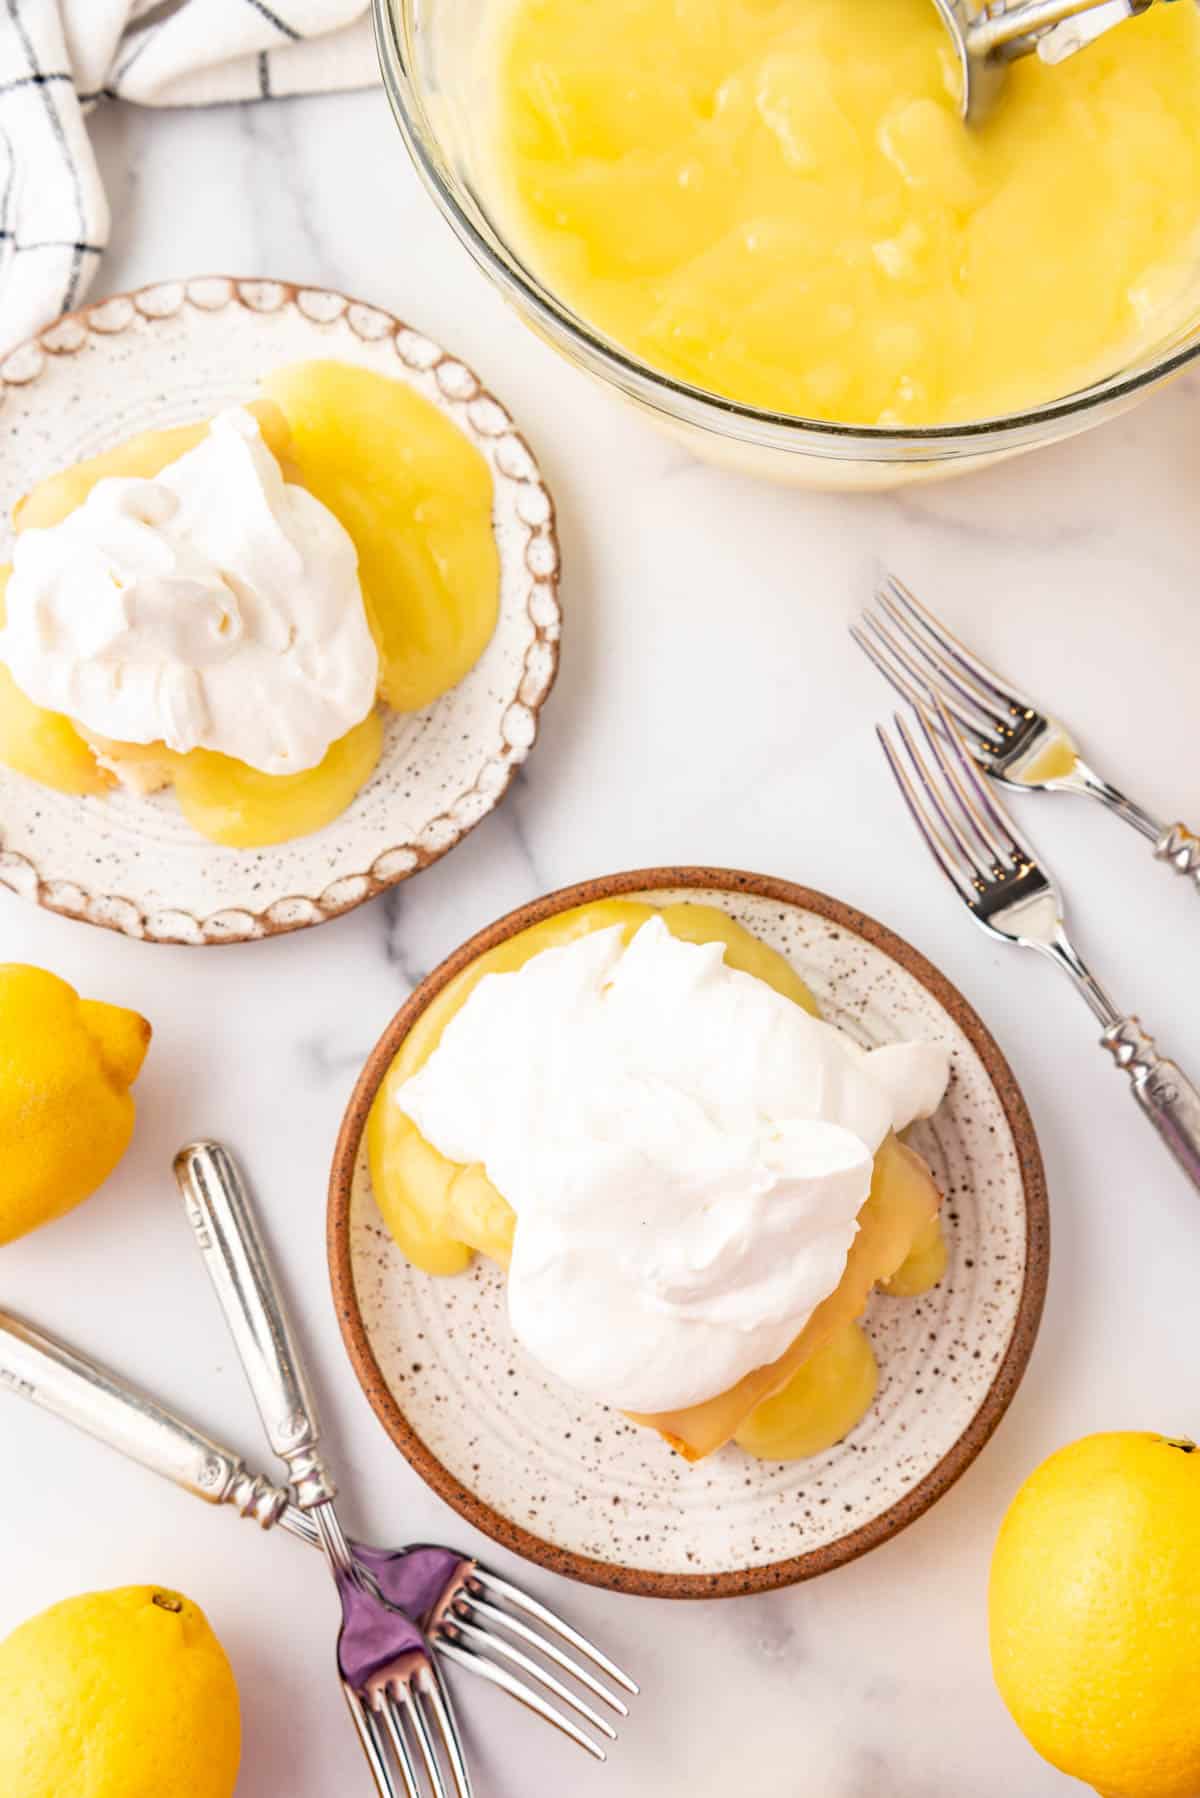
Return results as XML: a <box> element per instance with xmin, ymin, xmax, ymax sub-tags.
<box><xmin>368</xmin><ymin>897</ymin><xmax>952</xmax><ymax>1463</ymax></box>
<box><xmin>0</xmin><ymin>359</ymin><xmax>499</xmax><ymax>847</ymax></box>
<box><xmin>487</xmin><ymin>0</ymin><xmax>1200</xmax><ymax>427</ymax></box>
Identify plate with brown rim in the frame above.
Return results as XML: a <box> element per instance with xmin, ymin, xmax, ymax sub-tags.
<box><xmin>328</xmin><ymin>867</ymin><xmax>1048</xmax><ymax>1598</ymax></box>
<box><xmin>0</xmin><ymin>277</ymin><xmax>560</xmax><ymax>945</ymax></box>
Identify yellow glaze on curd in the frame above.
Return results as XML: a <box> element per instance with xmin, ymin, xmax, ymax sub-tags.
<box><xmin>490</xmin><ymin>0</ymin><xmax>1200</xmax><ymax>425</ymax></box>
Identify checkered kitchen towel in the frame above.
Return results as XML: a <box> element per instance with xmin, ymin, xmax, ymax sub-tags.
<box><xmin>0</xmin><ymin>1</ymin><xmax>378</xmax><ymax>354</ymax></box>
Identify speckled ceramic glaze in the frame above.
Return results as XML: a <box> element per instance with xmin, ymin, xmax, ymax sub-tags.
<box><xmin>0</xmin><ymin>278</ymin><xmax>560</xmax><ymax>943</ymax></box>
<box><xmin>329</xmin><ymin>869</ymin><xmax>1048</xmax><ymax>1598</ymax></box>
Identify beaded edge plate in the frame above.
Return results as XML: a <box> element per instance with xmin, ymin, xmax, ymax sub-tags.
<box><xmin>0</xmin><ymin>278</ymin><xmax>560</xmax><ymax>944</ymax></box>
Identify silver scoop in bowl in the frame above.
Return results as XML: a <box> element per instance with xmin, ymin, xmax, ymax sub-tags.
<box><xmin>933</xmin><ymin>0</ymin><xmax>1177</xmax><ymax>122</ymax></box>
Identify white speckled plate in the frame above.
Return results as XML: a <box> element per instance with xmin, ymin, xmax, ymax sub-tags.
<box><xmin>0</xmin><ymin>278</ymin><xmax>560</xmax><ymax>944</ymax></box>
<box><xmin>329</xmin><ymin>869</ymin><xmax>1048</xmax><ymax>1598</ymax></box>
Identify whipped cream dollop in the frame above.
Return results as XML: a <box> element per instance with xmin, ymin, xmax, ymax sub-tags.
<box><xmin>0</xmin><ymin>408</ymin><xmax>378</xmax><ymax>774</ymax></box>
<box><xmin>396</xmin><ymin>917</ymin><xmax>950</xmax><ymax>1414</ymax></box>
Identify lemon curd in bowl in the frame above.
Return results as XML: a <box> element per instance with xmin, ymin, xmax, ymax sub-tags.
<box><xmin>0</xmin><ymin>360</ymin><xmax>499</xmax><ymax>847</ymax></box>
<box><xmin>378</xmin><ymin>0</ymin><xmax>1200</xmax><ymax>482</ymax></box>
<box><xmin>491</xmin><ymin>0</ymin><xmax>1200</xmax><ymax>429</ymax></box>
<box><xmin>367</xmin><ymin>896</ymin><xmax>949</xmax><ymax>1464</ymax></box>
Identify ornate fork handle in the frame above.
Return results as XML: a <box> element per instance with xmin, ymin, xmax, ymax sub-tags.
<box><xmin>1154</xmin><ymin>823</ymin><xmax>1200</xmax><ymax>892</ymax></box>
<box><xmin>1101</xmin><ymin>1018</ymin><xmax>1200</xmax><ymax>1190</ymax></box>
<box><xmin>1061</xmin><ymin>770</ymin><xmax>1200</xmax><ymax>898</ymax></box>
<box><xmin>0</xmin><ymin>1308</ymin><xmax>292</xmax><ymax>1528</ymax></box>
<box><xmin>174</xmin><ymin>1140</ymin><xmax>337</xmax><ymax>1513</ymax></box>
<box><xmin>0</xmin><ymin>1311</ymin><xmax>470</xmax><ymax>1603</ymax></box>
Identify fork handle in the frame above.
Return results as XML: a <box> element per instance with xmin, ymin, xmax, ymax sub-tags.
<box><xmin>0</xmin><ymin>1307</ymin><xmax>292</xmax><ymax>1527</ymax></box>
<box><xmin>174</xmin><ymin>1140</ymin><xmax>336</xmax><ymax>1509</ymax></box>
<box><xmin>1102</xmin><ymin>1019</ymin><xmax>1200</xmax><ymax>1192</ymax></box>
<box><xmin>1154</xmin><ymin>823</ymin><xmax>1200</xmax><ymax>893</ymax></box>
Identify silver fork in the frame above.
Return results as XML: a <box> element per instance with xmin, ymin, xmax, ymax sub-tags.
<box><xmin>175</xmin><ymin>1141</ymin><xmax>471</xmax><ymax>1798</ymax></box>
<box><xmin>853</xmin><ymin>574</ymin><xmax>1200</xmax><ymax>892</ymax></box>
<box><xmin>877</xmin><ymin>691</ymin><xmax>1200</xmax><ymax>1193</ymax></box>
<box><xmin>0</xmin><ymin>1307</ymin><xmax>635</xmax><ymax>1762</ymax></box>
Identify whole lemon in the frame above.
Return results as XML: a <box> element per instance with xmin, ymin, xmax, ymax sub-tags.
<box><xmin>0</xmin><ymin>1585</ymin><xmax>241</xmax><ymax>1798</ymax></box>
<box><xmin>0</xmin><ymin>964</ymin><xmax>150</xmax><ymax>1245</ymax></box>
<box><xmin>989</xmin><ymin>1432</ymin><xmax>1200</xmax><ymax>1798</ymax></box>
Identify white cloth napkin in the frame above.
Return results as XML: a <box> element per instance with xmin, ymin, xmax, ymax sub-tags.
<box><xmin>0</xmin><ymin>1</ymin><xmax>378</xmax><ymax>353</ymax></box>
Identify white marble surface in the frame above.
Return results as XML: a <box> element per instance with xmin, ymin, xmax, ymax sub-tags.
<box><xmin>3</xmin><ymin>82</ymin><xmax>1200</xmax><ymax>1798</ymax></box>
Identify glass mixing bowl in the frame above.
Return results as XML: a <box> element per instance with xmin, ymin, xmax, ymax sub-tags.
<box><xmin>374</xmin><ymin>0</ymin><xmax>1200</xmax><ymax>489</ymax></box>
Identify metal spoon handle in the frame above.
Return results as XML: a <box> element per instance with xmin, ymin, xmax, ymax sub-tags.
<box><xmin>173</xmin><ymin>1140</ymin><xmax>336</xmax><ymax>1510</ymax></box>
<box><xmin>0</xmin><ymin>1306</ymin><xmax>292</xmax><ymax>1526</ymax></box>
<box><xmin>967</xmin><ymin>0</ymin><xmax>1151</xmax><ymax>56</ymax></box>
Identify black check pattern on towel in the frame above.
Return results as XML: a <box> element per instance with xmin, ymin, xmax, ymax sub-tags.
<box><xmin>0</xmin><ymin>0</ymin><xmax>376</xmax><ymax>354</ymax></box>
<box><xmin>0</xmin><ymin>0</ymin><xmax>102</xmax><ymax>334</ymax></box>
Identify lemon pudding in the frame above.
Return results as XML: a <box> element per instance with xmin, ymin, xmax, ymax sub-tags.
<box><xmin>369</xmin><ymin>899</ymin><xmax>951</xmax><ymax>1462</ymax></box>
<box><xmin>489</xmin><ymin>0</ymin><xmax>1200</xmax><ymax>426</ymax></box>
<box><xmin>0</xmin><ymin>360</ymin><xmax>499</xmax><ymax>846</ymax></box>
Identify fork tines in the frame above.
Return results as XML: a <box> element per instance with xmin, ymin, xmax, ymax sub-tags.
<box><xmin>432</xmin><ymin>1565</ymin><xmax>638</xmax><ymax>1763</ymax></box>
<box><xmin>355</xmin><ymin>1652</ymin><xmax>473</xmax><ymax>1798</ymax></box>
<box><xmin>368</xmin><ymin>1657</ymin><xmax>473</xmax><ymax>1798</ymax></box>
<box><xmin>852</xmin><ymin>573</ymin><xmax>1038</xmax><ymax>763</ymax></box>
<box><xmin>344</xmin><ymin>1682</ymin><xmax>424</xmax><ymax>1798</ymax></box>
<box><xmin>877</xmin><ymin>691</ymin><xmax>1036</xmax><ymax>907</ymax></box>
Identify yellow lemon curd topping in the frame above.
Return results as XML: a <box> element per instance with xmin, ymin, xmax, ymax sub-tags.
<box><xmin>491</xmin><ymin>0</ymin><xmax>1200</xmax><ymax>426</ymax></box>
<box><xmin>369</xmin><ymin>897</ymin><xmax>946</xmax><ymax>1462</ymax></box>
<box><xmin>0</xmin><ymin>362</ymin><xmax>499</xmax><ymax>847</ymax></box>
